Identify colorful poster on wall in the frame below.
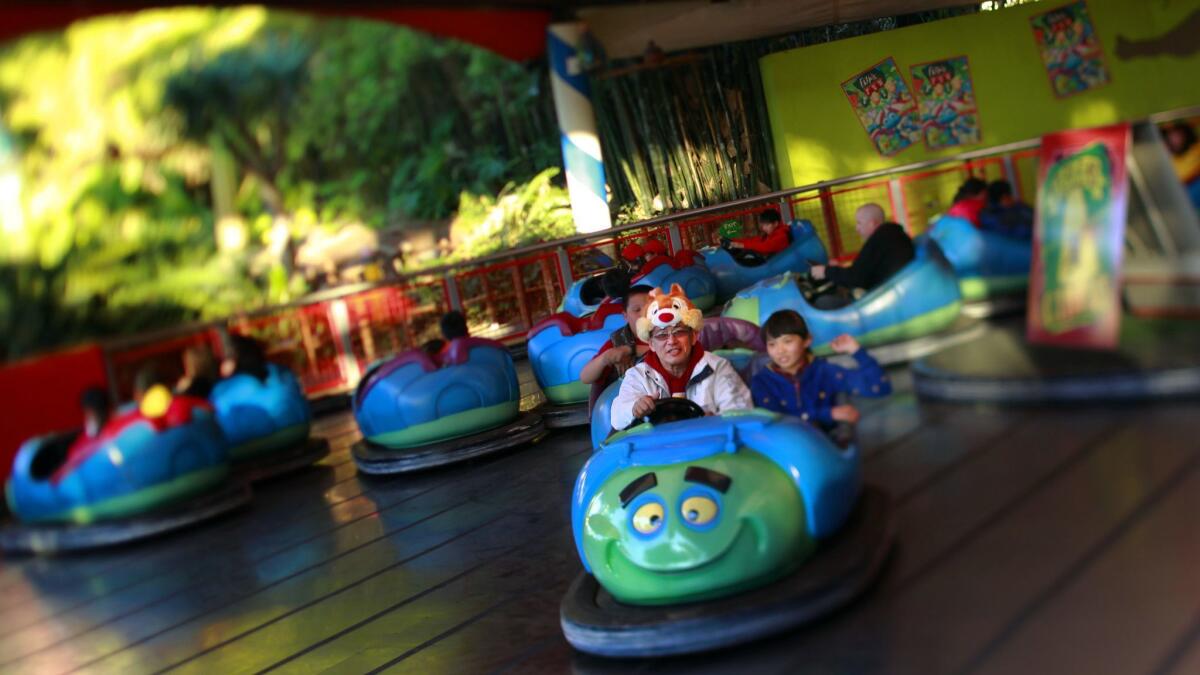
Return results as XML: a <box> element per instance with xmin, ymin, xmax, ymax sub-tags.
<box><xmin>1027</xmin><ymin>123</ymin><xmax>1129</xmax><ymax>349</ymax></box>
<box><xmin>1029</xmin><ymin>1</ymin><xmax>1111</xmax><ymax>98</ymax></box>
<box><xmin>910</xmin><ymin>56</ymin><xmax>981</xmax><ymax>150</ymax></box>
<box><xmin>840</xmin><ymin>57</ymin><xmax>922</xmax><ymax>157</ymax></box>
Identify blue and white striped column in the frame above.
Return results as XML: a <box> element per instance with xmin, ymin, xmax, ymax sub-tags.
<box><xmin>547</xmin><ymin>23</ymin><xmax>612</xmax><ymax>234</ymax></box>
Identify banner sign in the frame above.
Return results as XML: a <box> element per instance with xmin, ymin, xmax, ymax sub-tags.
<box><xmin>1028</xmin><ymin>123</ymin><xmax>1130</xmax><ymax>349</ymax></box>
<box><xmin>910</xmin><ymin>56</ymin><xmax>981</xmax><ymax>150</ymax></box>
<box><xmin>1029</xmin><ymin>1</ymin><xmax>1110</xmax><ymax>98</ymax></box>
<box><xmin>840</xmin><ymin>57</ymin><xmax>922</xmax><ymax>157</ymax></box>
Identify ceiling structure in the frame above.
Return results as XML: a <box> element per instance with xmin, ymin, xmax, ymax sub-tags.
<box><xmin>0</xmin><ymin>1</ymin><xmax>982</xmax><ymax>61</ymax></box>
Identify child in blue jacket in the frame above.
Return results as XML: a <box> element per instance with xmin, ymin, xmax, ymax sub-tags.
<box><xmin>751</xmin><ymin>310</ymin><xmax>891</xmax><ymax>430</ymax></box>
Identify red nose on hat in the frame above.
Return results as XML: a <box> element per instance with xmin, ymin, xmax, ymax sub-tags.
<box><xmin>643</xmin><ymin>239</ymin><xmax>668</xmax><ymax>255</ymax></box>
<box><xmin>657</xmin><ymin>312</ymin><xmax>675</xmax><ymax>323</ymax></box>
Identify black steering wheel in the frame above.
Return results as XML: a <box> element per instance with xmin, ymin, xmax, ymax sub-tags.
<box><xmin>624</xmin><ymin>397</ymin><xmax>706</xmax><ymax>430</ymax></box>
<box><xmin>795</xmin><ymin>271</ymin><xmax>835</xmax><ymax>302</ymax></box>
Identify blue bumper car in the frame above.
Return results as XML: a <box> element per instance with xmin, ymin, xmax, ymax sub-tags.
<box><xmin>562</xmin><ymin>409</ymin><xmax>894</xmax><ymax>657</ymax></box>
<box><xmin>2</xmin><ymin>391</ymin><xmax>249</xmax><ymax>554</ymax></box>
<box><xmin>352</xmin><ymin>337</ymin><xmax>546</xmax><ymax>474</ymax></box>
<box><xmin>722</xmin><ymin>242</ymin><xmax>969</xmax><ymax>363</ymax></box>
<box><xmin>527</xmin><ymin>305</ymin><xmax>627</xmax><ymax>427</ymax></box>
<box><xmin>632</xmin><ymin>252</ymin><xmax>718</xmax><ymax>311</ymax></box>
<box><xmin>210</xmin><ymin>363</ymin><xmax>327</xmax><ymax>480</ymax></box>
<box><xmin>922</xmin><ymin>215</ymin><xmax>1030</xmax><ymax>309</ymax></box>
<box><xmin>560</xmin><ymin>273</ymin><xmax>609</xmax><ymax>317</ymax></box>
<box><xmin>701</xmin><ymin>220</ymin><xmax>829</xmax><ymax>303</ymax></box>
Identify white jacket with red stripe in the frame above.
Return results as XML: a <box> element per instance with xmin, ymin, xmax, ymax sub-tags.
<box><xmin>611</xmin><ymin>350</ymin><xmax>752</xmax><ymax>430</ymax></box>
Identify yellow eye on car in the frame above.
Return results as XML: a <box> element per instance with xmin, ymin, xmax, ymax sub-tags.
<box><xmin>681</xmin><ymin>495</ymin><xmax>718</xmax><ymax>526</ymax></box>
<box><xmin>632</xmin><ymin>501</ymin><xmax>665</xmax><ymax>535</ymax></box>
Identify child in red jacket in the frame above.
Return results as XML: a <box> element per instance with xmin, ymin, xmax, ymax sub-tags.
<box><xmin>730</xmin><ymin>207</ymin><xmax>790</xmax><ymax>256</ymax></box>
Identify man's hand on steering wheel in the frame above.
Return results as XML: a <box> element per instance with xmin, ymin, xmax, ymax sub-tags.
<box><xmin>809</xmin><ymin>264</ymin><xmax>827</xmax><ymax>281</ymax></box>
<box><xmin>631</xmin><ymin>395</ymin><xmax>656</xmax><ymax>418</ymax></box>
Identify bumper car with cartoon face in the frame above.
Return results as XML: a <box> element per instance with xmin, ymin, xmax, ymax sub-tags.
<box><xmin>562</xmin><ymin>409</ymin><xmax>894</xmax><ymax>657</ymax></box>
<box><xmin>921</xmin><ymin>215</ymin><xmax>1030</xmax><ymax>314</ymax></box>
<box><xmin>352</xmin><ymin>337</ymin><xmax>546</xmax><ymax>474</ymax></box>
<box><xmin>210</xmin><ymin>363</ymin><xmax>328</xmax><ymax>480</ymax></box>
<box><xmin>527</xmin><ymin>304</ymin><xmax>628</xmax><ymax>428</ymax></box>
<box><xmin>721</xmin><ymin>241</ymin><xmax>977</xmax><ymax>364</ymax></box>
<box><xmin>700</xmin><ymin>220</ymin><xmax>829</xmax><ymax>303</ymax></box>
<box><xmin>2</xmin><ymin>388</ymin><xmax>249</xmax><ymax>555</ymax></box>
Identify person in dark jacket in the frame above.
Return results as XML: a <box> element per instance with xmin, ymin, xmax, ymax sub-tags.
<box><xmin>979</xmin><ymin>180</ymin><xmax>1034</xmax><ymax>239</ymax></box>
<box><xmin>750</xmin><ymin>310</ymin><xmax>890</xmax><ymax>431</ymax></box>
<box><xmin>809</xmin><ymin>203</ymin><xmax>914</xmax><ymax>308</ymax></box>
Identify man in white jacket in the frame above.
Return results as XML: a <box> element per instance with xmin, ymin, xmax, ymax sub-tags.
<box><xmin>610</xmin><ymin>284</ymin><xmax>752</xmax><ymax>430</ymax></box>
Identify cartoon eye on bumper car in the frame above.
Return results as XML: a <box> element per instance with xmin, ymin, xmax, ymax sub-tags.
<box><xmin>209</xmin><ymin>363</ymin><xmax>328</xmax><ymax>481</ymax></box>
<box><xmin>352</xmin><ymin>337</ymin><xmax>546</xmax><ymax>474</ymax></box>
<box><xmin>721</xmin><ymin>242</ymin><xmax>976</xmax><ymax>364</ymax></box>
<box><xmin>561</xmin><ymin>408</ymin><xmax>894</xmax><ymax>657</ymax></box>
<box><xmin>921</xmin><ymin>215</ymin><xmax>1030</xmax><ymax>315</ymax></box>
<box><xmin>700</xmin><ymin>220</ymin><xmax>829</xmax><ymax>303</ymax></box>
<box><xmin>527</xmin><ymin>305</ymin><xmax>628</xmax><ymax>428</ymax></box>
<box><xmin>2</xmin><ymin>388</ymin><xmax>249</xmax><ymax>555</ymax></box>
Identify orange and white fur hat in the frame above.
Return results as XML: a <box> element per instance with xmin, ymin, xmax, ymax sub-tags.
<box><xmin>635</xmin><ymin>284</ymin><xmax>704</xmax><ymax>343</ymax></box>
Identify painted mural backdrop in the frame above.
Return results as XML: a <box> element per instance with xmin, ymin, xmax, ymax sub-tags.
<box><xmin>1028</xmin><ymin>123</ymin><xmax>1129</xmax><ymax>349</ymax></box>
<box><xmin>1029</xmin><ymin>1</ymin><xmax>1110</xmax><ymax>98</ymax></box>
<box><xmin>910</xmin><ymin>56</ymin><xmax>980</xmax><ymax>151</ymax></box>
<box><xmin>840</xmin><ymin>57</ymin><xmax>921</xmax><ymax>157</ymax></box>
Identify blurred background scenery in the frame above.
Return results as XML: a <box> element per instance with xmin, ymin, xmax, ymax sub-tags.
<box><xmin>1</xmin><ymin>4</ymin><xmax>987</xmax><ymax>362</ymax></box>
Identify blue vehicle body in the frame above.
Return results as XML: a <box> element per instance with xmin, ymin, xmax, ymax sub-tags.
<box><xmin>560</xmin><ymin>273</ymin><xmax>607</xmax><ymax>317</ymax></box>
<box><xmin>6</xmin><ymin>404</ymin><xmax>229</xmax><ymax>524</ymax></box>
<box><xmin>921</xmin><ymin>215</ymin><xmax>1031</xmax><ymax>301</ymax></box>
<box><xmin>633</xmin><ymin>259</ymin><xmax>718</xmax><ymax>311</ymax></box>
<box><xmin>572</xmin><ymin>411</ymin><xmax>860</xmax><ymax>574</ymax></box>
<box><xmin>561</xmin><ymin>256</ymin><xmax>719</xmax><ymax>317</ymax></box>
<box><xmin>701</xmin><ymin>220</ymin><xmax>829</xmax><ymax>303</ymax></box>
<box><xmin>354</xmin><ymin>338</ymin><xmax>520</xmax><ymax>448</ymax></box>
<box><xmin>722</xmin><ymin>241</ymin><xmax>962</xmax><ymax>353</ymax></box>
<box><xmin>527</xmin><ymin>310</ymin><xmax>627</xmax><ymax>405</ymax></box>
<box><xmin>210</xmin><ymin>363</ymin><xmax>311</xmax><ymax>459</ymax></box>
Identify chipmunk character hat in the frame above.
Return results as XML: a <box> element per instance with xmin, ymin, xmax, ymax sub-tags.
<box><xmin>635</xmin><ymin>284</ymin><xmax>704</xmax><ymax>342</ymax></box>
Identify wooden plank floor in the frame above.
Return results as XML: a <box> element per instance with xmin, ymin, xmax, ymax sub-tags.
<box><xmin>0</xmin><ymin>365</ymin><xmax>1195</xmax><ymax>674</ymax></box>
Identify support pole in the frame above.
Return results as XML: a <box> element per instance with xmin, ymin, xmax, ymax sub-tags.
<box><xmin>548</xmin><ymin>23</ymin><xmax>612</xmax><ymax>234</ymax></box>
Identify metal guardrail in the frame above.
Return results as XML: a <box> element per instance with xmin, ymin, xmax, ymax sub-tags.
<box><xmin>81</xmin><ymin>104</ymin><xmax>1200</xmax><ymax>400</ymax></box>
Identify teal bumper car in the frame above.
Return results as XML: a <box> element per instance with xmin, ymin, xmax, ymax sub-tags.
<box><xmin>210</xmin><ymin>363</ymin><xmax>328</xmax><ymax>481</ymax></box>
<box><xmin>527</xmin><ymin>305</ymin><xmax>627</xmax><ymax>428</ymax></box>
<box><xmin>922</xmin><ymin>214</ymin><xmax>1030</xmax><ymax>314</ymax></box>
<box><xmin>352</xmin><ymin>337</ymin><xmax>546</xmax><ymax>474</ymax></box>
<box><xmin>2</xmin><ymin>391</ymin><xmax>249</xmax><ymax>554</ymax></box>
<box><xmin>561</xmin><ymin>409</ymin><xmax>894</xmax><ymax>657</ymax></box>
<box><xmin>632</xmin><ymin>252</ymin><xmax>718</xmax><ymax>312</ymax></box>
<box><xmin>722</xmin><ymin>242</ymin><xmax>973</xmax><ymax>363</ymax></box>
<box><xmin>701</xmin><ymin>220</ymin><xmax>829</xmax><ymax>303</ymax></box>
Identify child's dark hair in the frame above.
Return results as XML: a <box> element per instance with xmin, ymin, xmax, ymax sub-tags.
<box><xmin>762</xmin><ymin>309</ymin><xmax>810</xmax><ymax>341</ymax></box>
<box><xmin>229</xmin><ymin>334</ymin><xmax>269</xmax><ymax>382</ymax></box>
<box><xmin>80</xmin><ymin>387</ymin><xmax>111</xmax><ymax>416</ymax></box>
<box><xmin>601</xmin><ymin>267</ymin><xmax>633</xmax><ymax>300</ymax></box>
<box><xmin>759</xmin><ymin>207</ymin><xmax>782</xmax><ymax>223</ymax></box>
<box><xmin>953</xmin><ymin>177</ymin><xmax>988</xmax><ymax>203</ymax></box>
<box><xmin>134</xmin><ymin>364</ymin><xmax>169</xmax><ymax>396</ymax></box>
<box><xmin>987</xmin><ymin>180</ymin><xmax>1012</xmax><ymax>204</ymax></box>
<box><xmin>623</xmin><ymin>284</ymin><xmax>653</xmax><ymax>306</ymax></box>
<box><xmin>439</xmin><ymin>310</ymin><xmax>469</xmax><ymax>341</ymax></box>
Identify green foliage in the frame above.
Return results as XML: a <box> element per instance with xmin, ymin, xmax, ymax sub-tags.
<box><xmin>0</xmin><ymin>8</ymin><xmax>562</xmax><ymax>358</ymax></box>
<box><xmin>444</xmin><ymin>168</ymin><xmax>575</xmax><ymax>262</ymax></box>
